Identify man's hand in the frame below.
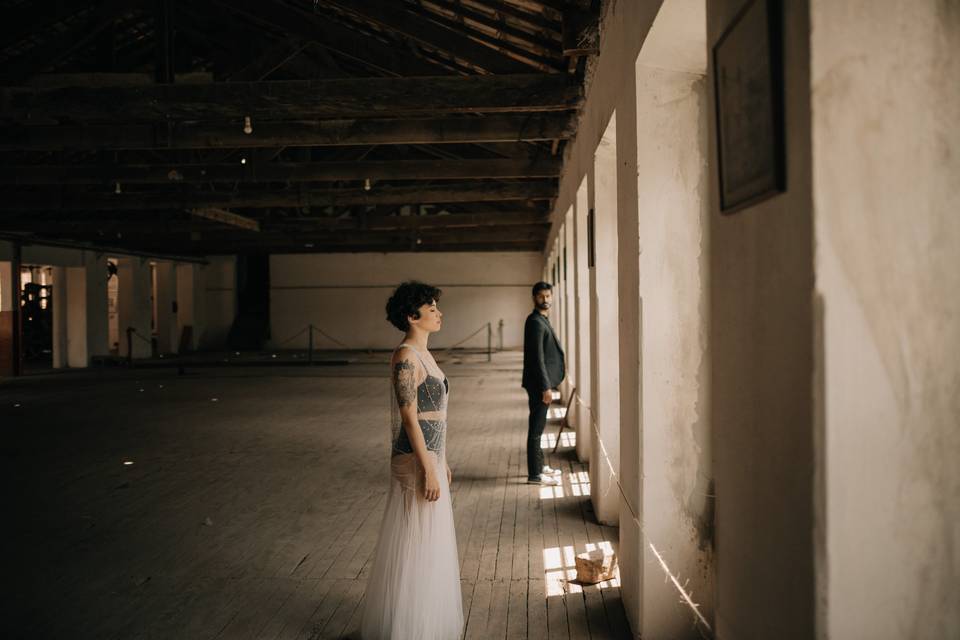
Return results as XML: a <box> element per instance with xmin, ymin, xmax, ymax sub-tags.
<box><xmin>542</xmin><ymin>389</ymin><xmax>552</xmax><ymax>405</ymax></box>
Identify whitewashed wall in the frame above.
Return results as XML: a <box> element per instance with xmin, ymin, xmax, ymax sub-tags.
<box><xmin>812</xmin><ymin>1</ymin><xmax>960</xmax><ymax>636</ymax></box>
<box><xmin>269</xmin><ymin>252</ymin><xmax>540</xmax><ymax>350</ymax></box>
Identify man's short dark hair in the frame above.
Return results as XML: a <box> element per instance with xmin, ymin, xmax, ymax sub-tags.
<box><xmin>532</xmin><ymin>281</ymin><xmax>553</xmax><ymax>297</ymax></box>
<box><xmin>386</xmin><ymin>281</ymin><xmax>442</xmax><ymax>331</ymax></box>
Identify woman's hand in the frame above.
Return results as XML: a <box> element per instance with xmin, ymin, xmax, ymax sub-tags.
<box><xmin>446</xmin><ymin>464</ymin><xmax>452</xmax><ymax>485</ymax></box>
<box><xmin>422</xmin><ymin>466</ymin><xmax>441</xmax><ymax>502</ymax></box>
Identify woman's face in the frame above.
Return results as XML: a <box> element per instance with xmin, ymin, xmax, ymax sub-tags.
<box><xmin>411</xmin><ymin>300</ymin><xmax>443</xmax><ymax>333</ymax></box>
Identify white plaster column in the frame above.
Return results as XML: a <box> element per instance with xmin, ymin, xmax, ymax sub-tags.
<box><xmin>176</xmin><ymin>263</ymin><xmax>202</xmax><ymax>351</ymax></box>
<box><xmin>573</xmin><ymin>180</ymin><xmax>592</xmax><ymax>463</ymax></box>
<box><xmin>555</xmin><ymin>233</ymin><xmax>570</xmax><ymax>399</ymax></box>
<box><xmin>615</xmin><ymin>70</ymin><xmax>643</xmax><ymax>631</ymax></box>
<box><xmin>84</xmin><ymin>253</ymin><xmax>109</xmax><ymax>358</ymax></box>
<box><xmin>66</xmin><ymin>267</ymin><xmax>88</xmax><ymax>367</ymax></box>
<box><xmin>0</xmin><ymin>261</ymin><xmax>12</xmax><ymax>376</ymax></box>
<box><xmin>51</xmin><ymin>266</ymin><xmax>68</xmax><ymax>369</ymax></box>
<box><xmin>117</xmin><ymin>257</ymin><xmax>152</xmax><ymax>358</ymax></box>
<box><xmin>0</xmin><ymin>262</ymin><xmax>12</xmax><ymax>313</ymax></box>
<box><xmin>563</xmin><ymin>208</ymin><xmax>577</xmax><ymax>405</ymax></box>
<box><xmin>589</xmin><ymin>117</ymin><xmax>621</xmax><ymax>526</ymax></box>
<box><xmin>154</xmin><ymin>262</ymin><xmax>178</xmax><ymax>354</ymax></box>
<box><xmin>631</xmin><ymin>10</ymin><xmax>714</xmax><ymax>630</ymax></box>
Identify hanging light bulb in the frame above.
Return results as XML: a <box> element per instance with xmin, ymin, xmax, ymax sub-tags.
<box><xmin>114</xmin><ymin>181</ymin><xmax>122</xmax><ymax>194</ymax></box>
<box><xmin>243</xmin><ymin>115</ymin><xmax>253</xmax><ymax>135</ymax></box>
<box><xmin>240</xmin><ymin>157</ymin><xmax>247</xmax><ymax>165</ymax></box>
<box><xmin>364</xmin><ymin>177</ymin><xmax>372</xmax><ymax>191</ymax></box>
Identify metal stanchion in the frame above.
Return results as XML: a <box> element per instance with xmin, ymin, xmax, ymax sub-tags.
<box><xmin>487</xmin><ymin>322</ymin><xmax>492</xmax><ymax>362</ymax></box>
<box><xmin>308</xmin><ymin>323</ymin><xmax>314</xmax><ymax>365</ymax></box>
<box><xmin>126</xmin><ymin>327</ymin><xmax>134</xmax><ymax>367</ymax></box>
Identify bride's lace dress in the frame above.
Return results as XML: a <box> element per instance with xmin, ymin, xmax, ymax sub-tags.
<box><xmin>360</xmin><ymin>343</ymin><xmax>464</xmax><ymax>640</ymax></box>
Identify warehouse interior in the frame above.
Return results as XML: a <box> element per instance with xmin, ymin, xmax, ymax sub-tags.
<box><xmin>2</xmin><ymin>0</ymin><xmax>958</xmax><ymax>638</ymax></box>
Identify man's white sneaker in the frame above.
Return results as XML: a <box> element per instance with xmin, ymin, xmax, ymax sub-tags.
<box><xmin>542</xmin><ymin>465</ymin><xmax>562</xmax><ymax>476</ymax></box>
<box><xmin>527</xmin><ymin>475</ymin><xmax>561</xmax><ymax>486</ymax></box>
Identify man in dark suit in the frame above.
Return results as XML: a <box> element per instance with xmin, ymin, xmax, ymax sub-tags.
<box><xmin>522</xmin><ymin>281</ymin><xmax>565</xmax><ymax>485</ymax></box>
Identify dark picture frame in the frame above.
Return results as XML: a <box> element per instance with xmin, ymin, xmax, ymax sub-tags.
<box><xmin>713</xmin><ymin>0</ymin><xmax>786</xmax><ymax>214</ymax></box>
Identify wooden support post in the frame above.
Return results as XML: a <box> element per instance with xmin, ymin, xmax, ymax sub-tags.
<box><xmin>11</xmin><ymin>242</ymin><xmax>22</xmax><ymax>377</ymax></box>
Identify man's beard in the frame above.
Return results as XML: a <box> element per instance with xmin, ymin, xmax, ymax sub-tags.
<box><xmin>536</xmin><ymin>301</ymin><xmax>551</xmax><ymax>311</ymax></box>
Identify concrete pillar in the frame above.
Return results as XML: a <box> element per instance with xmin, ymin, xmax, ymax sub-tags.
<box><xmin>176</xmin><ymin>263</ymin><xmax>204</xmax><ymax>351</ymax></box>
<box><xmin>632</xmin><ymin>10</ymin><xmax>714</xmax><ymax>632</ymax></box>
<box><xmin>589</xmin><ymin>114</ymin><xmax>621</xmax><ymax>526</ymax></box>
<box><xmin>117</xmin><ymin>257</ymin><xmax>152</xmax><ymax>359</ymax></box>
<box><xmin>154</xmin><ymin>262</ymin><xmax>178</xmax><ymax>354</ymax></box>
<box><xmin>84</xmin><ymin>253</ymin><xmax>109</xmax><ymax>358</ymax></box>
<box><xmin>65</xmin><ymin>267</ymin><xmax>89</xmax><ymax>367</ymax></box>
<box><xmin>614</xmin><ymin>71</ymin><xmax>643</xmax><ymax>630</ymax></box>
<box><xmin>573</xmin><ymin>179</ymin><xmax>592</xmax><ymax>463</ymax></box>
<box><xmin>0</xmin><ymin>262</ymin><xmax>11</xmax><ymax>313</ymax></box>
<box><xmin>709</xmin><ymin>1</ymin><xmax>815</xmax><ymax>637</ymax></box>
<box><xmin>0</xmin><ymin>261</ymin><xmax>14</xmax><ymax>376</ymax></box>
<box><xmin>51</xmin><ymin>266</ymin><xmax>68</xmax><ymax>369</ymax></box>
<box><xmin>563</xmin><ymin>208</ymin><xmax>577</xmax><ymax>405</ymax></box>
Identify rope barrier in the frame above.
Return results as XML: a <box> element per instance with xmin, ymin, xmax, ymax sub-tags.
<box><xmin>310</xmin><ymin>325</ymin><xmax>351</xmax><ymax>349</ymax></box>
<box><xmin>442</xmin><ymin>322</ymin><xmax>490</xmax><ymax>353</ymax></box>
<box><xmin>272</xmin><ymin>325</ymin><xmax>310</xmax><ymax>348</ymax></box>
<box><xmin>571</xmin><ymin>390</ymin><xmax>714</xmax><ymax>638</ymax></box>
<box><xmin>128</xmin><ymin>328</ymin><xmax>153</xmax><ymax>345</ymax></box>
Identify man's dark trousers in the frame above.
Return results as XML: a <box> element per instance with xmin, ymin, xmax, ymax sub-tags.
<box><xmin>526</xmin><ymin>390</ymin><xmax>549</xmax><ymax>480</ymax></box>
<box><xmin>522</xmin><ymin>310</ymin><xmax>565</xmax><ymax>480</ymax></box>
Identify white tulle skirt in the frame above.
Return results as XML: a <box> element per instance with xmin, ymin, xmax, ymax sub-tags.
<box><xmin>360</xmin><ymin>451</ymin><xmax>464</xmax><ymax>640</ymax></box>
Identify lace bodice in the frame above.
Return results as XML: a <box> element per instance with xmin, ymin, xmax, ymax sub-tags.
<box><xmin>390</xmin><ymin>343</ymin><xmax>449</xmax><ymax>457</ymax></box>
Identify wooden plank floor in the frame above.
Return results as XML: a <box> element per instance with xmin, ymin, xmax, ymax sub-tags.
<box><xmin>2</xmin><ymin>352</ymin><xmax>631</xmax><ymax>639</ymax></box>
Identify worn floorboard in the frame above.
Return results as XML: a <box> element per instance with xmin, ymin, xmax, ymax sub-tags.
<box><xmin>3</xmin><ymin>352</ymin><xmax>631</xmax><ymax>639</ymax></box>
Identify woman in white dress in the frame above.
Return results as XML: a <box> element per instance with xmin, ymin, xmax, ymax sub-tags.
<box><xmin>360</xmin><ymin>281</ymin><xmax>464</xmax><ymax>640</ymax></box>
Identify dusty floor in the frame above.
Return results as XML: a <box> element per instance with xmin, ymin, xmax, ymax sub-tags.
<box><xmin>2</xmin><ymin>351</ymin><xmax>629</xmax><ymax>639</ymax></box>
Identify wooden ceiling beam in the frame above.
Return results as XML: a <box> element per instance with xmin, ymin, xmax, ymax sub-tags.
<box><xmin>2</xmin><ymin>0</ymin><xmax>147</xmax><ymax>85</ymax></box>
<box><xmin>419</xmin><ymin>0</ymin><xmax>561</xmax><ymax>53</ymax></box>
<box><xmin>0</xmin><ymin>210</ymin><xmax>547</xmax><ymax>233</ymax></box>
<box><xmin>214</xmin><ymin>0</ymin><xmax>445</xmax><ymax>78</ymax></box>
<box><xmin>407</xmin><ymin>2</ymin><xmax>563</xmax><ymax>71</ymax></box>
<box><xmin>468</xmin><ymin>0</ymin><xmax>562</xmax><ymax>33</ymax></box>
<box><xmin>1</xmin><ymin>2</ymin><xmax>94</xmax><ymax>50</ymax></box>
<box><xmin>318</xmin><ymin>0</ymin><xmax>531</xmax><ymax>74</ymax></box>
<box><xmin>1</xmin><ymin>180</ymin><xmax>557</xmax><ymax>211</ymax></box>
<box><xmin>0</xmin><ymin>74</ymin><xmax>580</xmax><ymax>122</ymax></box>
<box><xmin>0</xmin><ymin>114</ymin><xmax>575</xmax><ymax>151</ymax></box>
<box><xmin>4</xmin><ymin>158</ymin><xmax>562</xmax><ymax>185</ymax></box>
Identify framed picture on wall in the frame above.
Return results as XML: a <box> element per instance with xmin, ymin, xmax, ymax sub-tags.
<box><xmin>713</xmin><ymin>0</ymin><xmax>786</xmax><ymax>213</ymax></box>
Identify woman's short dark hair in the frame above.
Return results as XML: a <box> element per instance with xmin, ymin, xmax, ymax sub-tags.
<box><xmin>386</xmin><ymin>281</ymin><xmax>443</xmax><ymax>331</ymax></box>
<box><xmin>532</xmin><ymin>281</ymin><xmax>553</xmax><ymax>297</ymax></box>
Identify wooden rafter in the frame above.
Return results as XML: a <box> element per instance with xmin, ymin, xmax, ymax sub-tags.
<box><xmin>317</xmin><ymin>0</ymin><xmax>532</xmax><ymax>74</ymax></box>
<box><xmin>2</xmin><ymin>0</ymin><xmax>148</xmax><ymax>85</ymax></box>
<box><xmin>0</xmin><ymin>74</ymin><xmax>580</xmax><ymax>122</ymax></box>
<box><xmin>4</xmin><ymin>157</ymin><xmax>562</xmax><ymax>185</ymax></box>
<box><xmin>0</xmin><ymin>114</ymin><xmax>573</xmax><ymax>151</ymax></box>
<box><xmin>1</xmin><ymin>180</ymin><xmax>558</xmax><ymax>211</ymax></box>
<box><xmin>189</xmin><ymin>207</ymin><xmax>261</xmax><ymax>231</ymax></box>
<box><xmin>214</xmin><ymin>0</ymin><xmax>447</xmax><ymax>78</ymax></box>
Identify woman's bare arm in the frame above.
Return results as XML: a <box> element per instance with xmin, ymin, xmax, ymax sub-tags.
<box><xmin>392</xmin><ymin>351</ymin><xmax>441</xmax><ymax>501</ymax></box>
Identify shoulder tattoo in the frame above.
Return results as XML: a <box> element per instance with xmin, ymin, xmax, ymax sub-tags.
<box><xmin>393</xmin><ymin>359</ymin><xmax>417</xmax><ymax>408</ymax></box>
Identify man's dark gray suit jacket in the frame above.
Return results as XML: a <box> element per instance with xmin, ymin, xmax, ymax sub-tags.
<box><xmin>522</xmin><ymin>311</ymin><xmax>566</xmax><ymax>393</ymax></box>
